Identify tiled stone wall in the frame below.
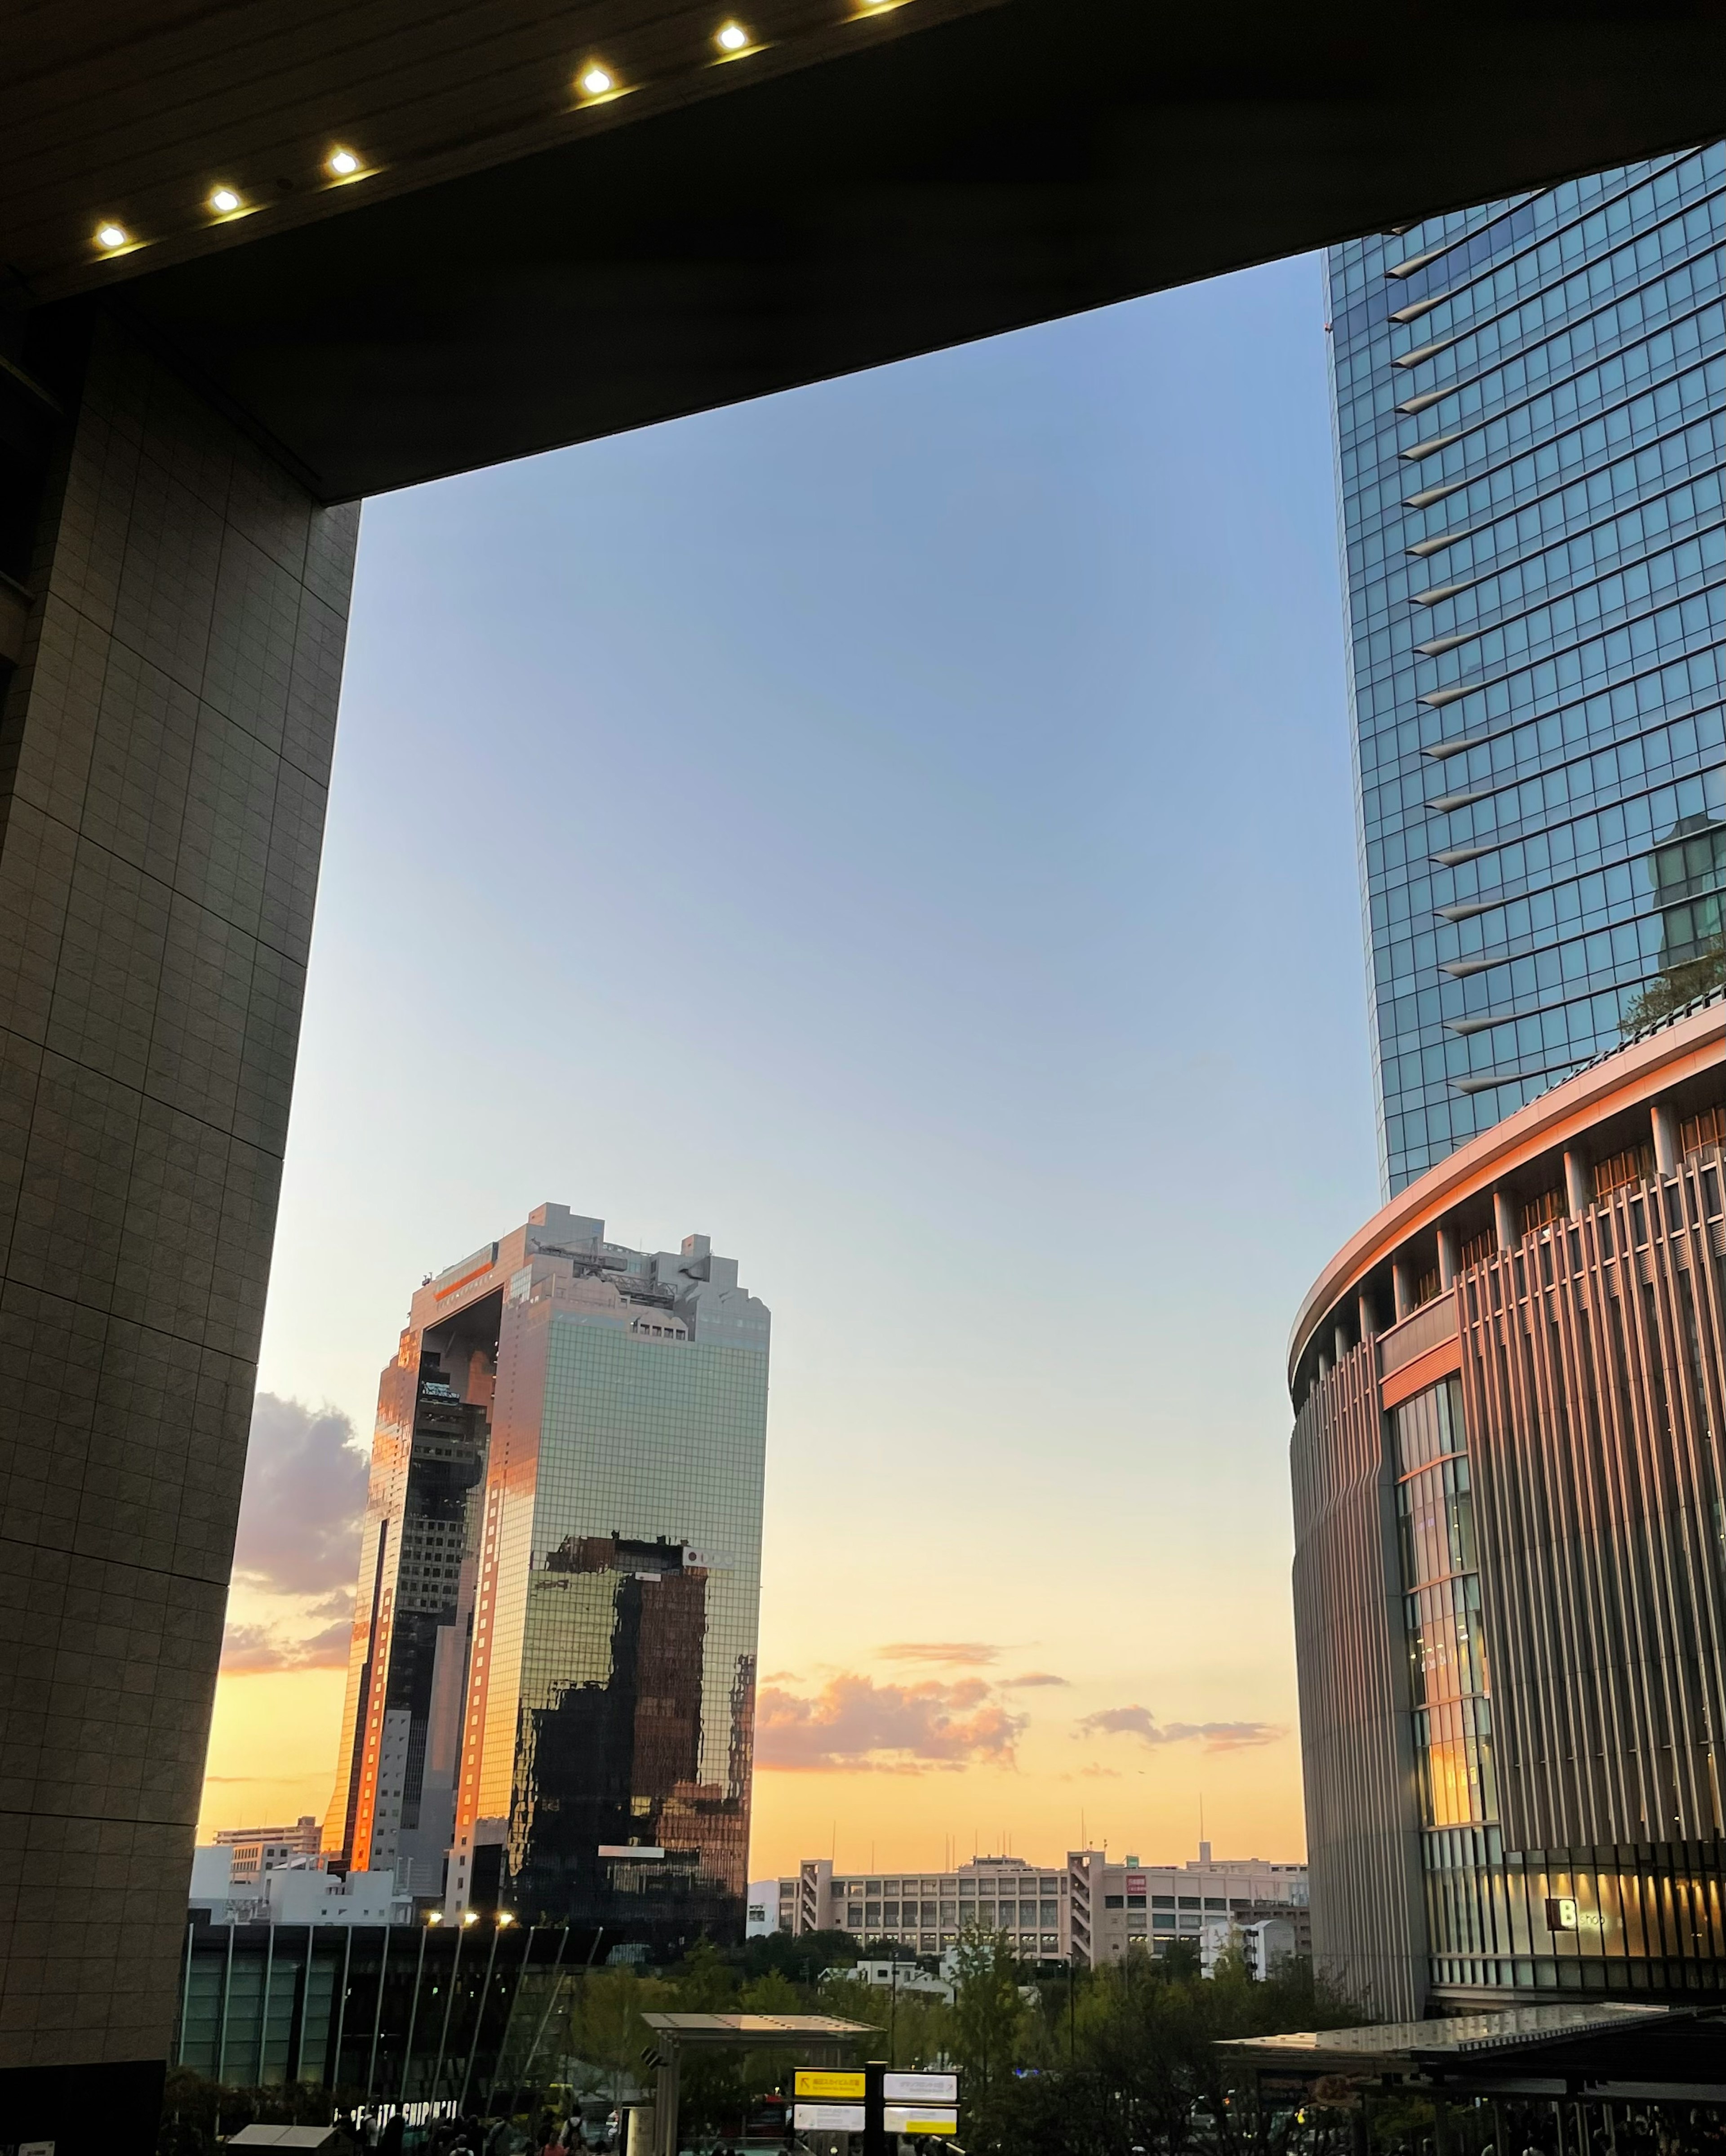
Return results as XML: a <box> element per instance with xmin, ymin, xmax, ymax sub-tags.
<box><xmin>0</xmin><ymin>315</ymin><xmax>358</xmax><ymax>2074</ymax></box>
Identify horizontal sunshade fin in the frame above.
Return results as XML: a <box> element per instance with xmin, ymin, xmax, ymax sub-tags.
<box><xmin>1386</xmin><ymin>244</ymin><xmax>1450</xmax><ymax>278</ymax></box>
<box><xmin>1408</xmin><ymin>528</ymin><xmax>1474</xmax><ymax>555</ymax></box>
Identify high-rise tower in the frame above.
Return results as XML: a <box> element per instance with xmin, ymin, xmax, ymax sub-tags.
<box><xmin>1327</xmin><ymin>144</ymin><xmax>1723</xmax><ymax>1197</ymax></box>
<box><xmin>326</xmin><ymin>1205</ymin><xmax>770</xmax><ymax>1945</ymax></box>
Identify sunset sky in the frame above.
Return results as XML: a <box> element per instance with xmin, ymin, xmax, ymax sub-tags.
<box><xmin>200</xmin><ymin>248</ymin><xmax>1380</xmax><ymax>1879</ymax></box>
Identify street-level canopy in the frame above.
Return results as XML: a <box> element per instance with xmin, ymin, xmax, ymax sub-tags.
<box><xmin>1219</xmin><ymin>2004</ymin><xmax>1726</xmax><ymax>2103</ymax></box>
<box><xmin>640</xmin><ymin>2011</ymin><xmax>880</xmax><ymax>2156</ymax></box>
<box><xmin>641</xmin><ymin>2012</ymin><xmax>875</xmax><ymax>2048</ymax></box>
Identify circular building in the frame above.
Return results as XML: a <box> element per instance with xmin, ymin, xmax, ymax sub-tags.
<box><xmin>1288</xmin><ymin>989</ymin><xmax>1725</xmax><ymax>2020</ymax></box>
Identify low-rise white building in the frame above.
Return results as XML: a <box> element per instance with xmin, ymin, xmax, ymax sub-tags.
<box><xmin>747</xmin><ymin>1880</ymin><xmax>781</xmax><ymax>1937</ymax></box>
<box><xmin>777</xmin><ymin>1843</ymin><xmax>1308</xmax><ymax>1967</ymax></box>
<box><xmin>189</xmin><ymin>1847</ymin><xmax>412</xmax><ymax>1925</ymax></box>
<box><xmin>1199</xmin><ymin>1914</ymin><xmax>1298</xmax><ymax>1981</ymax></box>
<box><xmin>823</xmin><ymin>1959</ymin><xmax>954</xmax><ymax>2003</ymax></box>
<box><xmin>212</xmin><ymin>1815</ymin><xmax>323</xmax><ymax>1882</ymax></box>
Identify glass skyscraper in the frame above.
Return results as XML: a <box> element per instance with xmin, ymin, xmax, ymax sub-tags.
<box><xmin>1327</xmin><ymin>143</ymin><xmax>1723</xmax><ymax>1196</ymax></box>
<box><xmin>327</xmin><ymin>1204</ymin><xmax>769</xmax><ymax>1945</ymax></box>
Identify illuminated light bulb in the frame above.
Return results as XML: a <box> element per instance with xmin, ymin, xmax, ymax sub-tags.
<box><xmin>327</xmin><ymin>147</ymin><xmax>360</xmax><ymax>177</ymax></box>
<box><xmin>497</xmin><ymin>1910</ymin><xmax>515</xmax><ymax>1925</ymax></box>
<box><xmin>579</xmin><ymin>65</ymin><xmax>614</xmax><ymax>95</ymax></box>
<box><xmin>462</xmin><ymin>1909</ymin><xmax>479</xmax><ymax>1925</ymax></box>
<box><xmin>716</xmin><ymin>21</ymin><xmax>749</xmax><ymax>49</ymax></box>
<box><xmin>96</xmin><ymin>223</ymin><xmax>128</xmax><ymax>249</ymax></box>
<box><xmin>209</xmin><ymin>186</ymin><xmax>241</xmax><ymax>214</ymax></box>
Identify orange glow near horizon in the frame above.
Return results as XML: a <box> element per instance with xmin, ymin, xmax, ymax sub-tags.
<box><xmin>199</xmin><ymin>1656</ymin><xmax>1306</xmax><ymax>1872</ymax></box>
<box><xmin>200</xmin><ymin>1668</ymin><xmax>346</xmax><ymax>1839</ymax></box>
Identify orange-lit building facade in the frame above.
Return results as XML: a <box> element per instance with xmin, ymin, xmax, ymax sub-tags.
<box><xmin>325</xmin><ymin>1204</ymin><xmax>769</xmax><ymax>1946</ymax></box>
<box><xmin>1288</xmin><ymin>992</ymin><xmax>1725</xmax><ymax>2018</ymax></box>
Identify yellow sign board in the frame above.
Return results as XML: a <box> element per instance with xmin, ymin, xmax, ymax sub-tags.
<box><xmin>794</xmin><ymin>2070</ymin><xmax>867</xmax><ymax>2100</ymax></box>
<box><xmin>885</xmin><ymin>2106</ymin><xmax>960</xmax><ymax>2136</ymax></box>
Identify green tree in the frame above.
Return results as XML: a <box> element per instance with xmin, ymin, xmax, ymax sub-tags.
<box><xmin>668</xmin><ymin>1935</ymin><xmax>737</xmax><ymax>2010</ymax></box>
<box><xmin>949</xmin><ymin>1944</ymin><xmax>1366</xmax><ymax>2156</ymax></box>
<box><xmin>737</xmin><ymin>1927</ymin><xmax>859</xmax><ymax>1985</ymax></box>
<box><xmin>950</xmin><ymin>1929</ymin><xmax>1026</xmax><ymax>2139</ymax></box>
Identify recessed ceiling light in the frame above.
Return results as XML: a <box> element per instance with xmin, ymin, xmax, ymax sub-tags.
<box><xmin>96</xmin><ymin>222</ymin><xmax>128</xmax><ymax>249</ymax></box>
<box><xmin>209</xmin><ymin>186</ymin><xmax>241</xmax><ymax>214</ymax></box>
<box><xmin>716</xmin><ymin>21</ymin><xmax>749</xmax><ymax>49</ymax></box>
<box><xmin>579</xmin><ymin>64</ymin><xmax>614</xmax><ymax>95</ymax></box>
<box><xmin>327</xmin><ymin>147</ymin><xmax>360</xmax><ymax>177</ymax></box>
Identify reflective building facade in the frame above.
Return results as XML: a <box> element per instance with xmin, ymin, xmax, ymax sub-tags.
<box><xmin>327</xmin><ymin>1205</ymin><xmax>768</xmax><ymax>1946</ymax></box>
<box><xmin>1289</xmin><ymin>993</ymin><xmax>1725</xmax><ymax>2018</ymax></box>
<box><xmin>1327</xmin><ymin>143</ymin><xmax>1724</xmax><ymax>1196</ymax></box>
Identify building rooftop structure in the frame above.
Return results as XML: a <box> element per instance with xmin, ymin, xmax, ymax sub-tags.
<box><xmin>188</xmin><ymin>1848</ymin><xmax>412</xmax><ymax>1928</ymax></box>
<box><xmin>211</xmin><ymin>1818</ymin><xmax>324</xmax><ymax>1880</ymax></box>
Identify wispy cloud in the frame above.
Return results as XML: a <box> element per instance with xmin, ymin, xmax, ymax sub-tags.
<box><xmin>757</xmin><ymin>1672</ymin><xmax>1026</xmax><ymax>1773</ymax></box>
<box><xmin>233</xmin><ymin>1395</ymin><xmax>369</xmax><ymax>1596</ymax></box>
<box><xmin>876</xmin><ymin>1641</ymin><xmax>1002</xmax><ymax>1666</ymax></box>
<box><xmin>221</xmin><ymin>1611</ymin><xmax>352</xmax><ymax>1675</ymax></box>
<box><xmin>1076</xmin><ymin>1705</ymin><xmax>1284</xmax><ymax>1752</ymax></box>
<box><xmin>1002</xmin><ymin>1670</ymin><xmax>1068</xmax><ymax>1689</ymax></box>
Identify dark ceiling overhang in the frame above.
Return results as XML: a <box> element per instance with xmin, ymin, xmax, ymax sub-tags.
<box><xmin>9</xmin><ymin>0</ymin><xmax>1725</xmax><ymax>502</ymax></box>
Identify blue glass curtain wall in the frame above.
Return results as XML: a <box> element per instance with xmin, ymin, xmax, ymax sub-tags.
<box><xmin>1327</xmin><ymin>143</ymin><xmax>1726</xmax><ymax>1194</ymax></box>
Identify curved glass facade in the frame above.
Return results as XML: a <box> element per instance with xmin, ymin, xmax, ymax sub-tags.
<box><xmin>1328</xmin><ymin>143</ymin><xmax>1725</xmax><ymax>1194</ymax></box>
<box><xmin>1288</xmin><ymin>1000</ymin><xmax>1726</xmax><ymax>2017</ymax></box>
<box><xmin>1394</xmin><ymin>1377</ymin><xmax>1495</xmax><ymax>1831</ymax></box>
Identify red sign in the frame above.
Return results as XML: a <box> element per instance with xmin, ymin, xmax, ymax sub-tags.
<box><xmin>1126</xmin><ymin>1874</ymin><xmax>1147</xmax><ymax>1894</ymax></box>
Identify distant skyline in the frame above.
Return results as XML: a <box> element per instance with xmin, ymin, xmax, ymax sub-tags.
<box><xmin>201</xmin><ymin>246</ymin><xmax>1378</xmax><ymax>1875</ymax></box>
